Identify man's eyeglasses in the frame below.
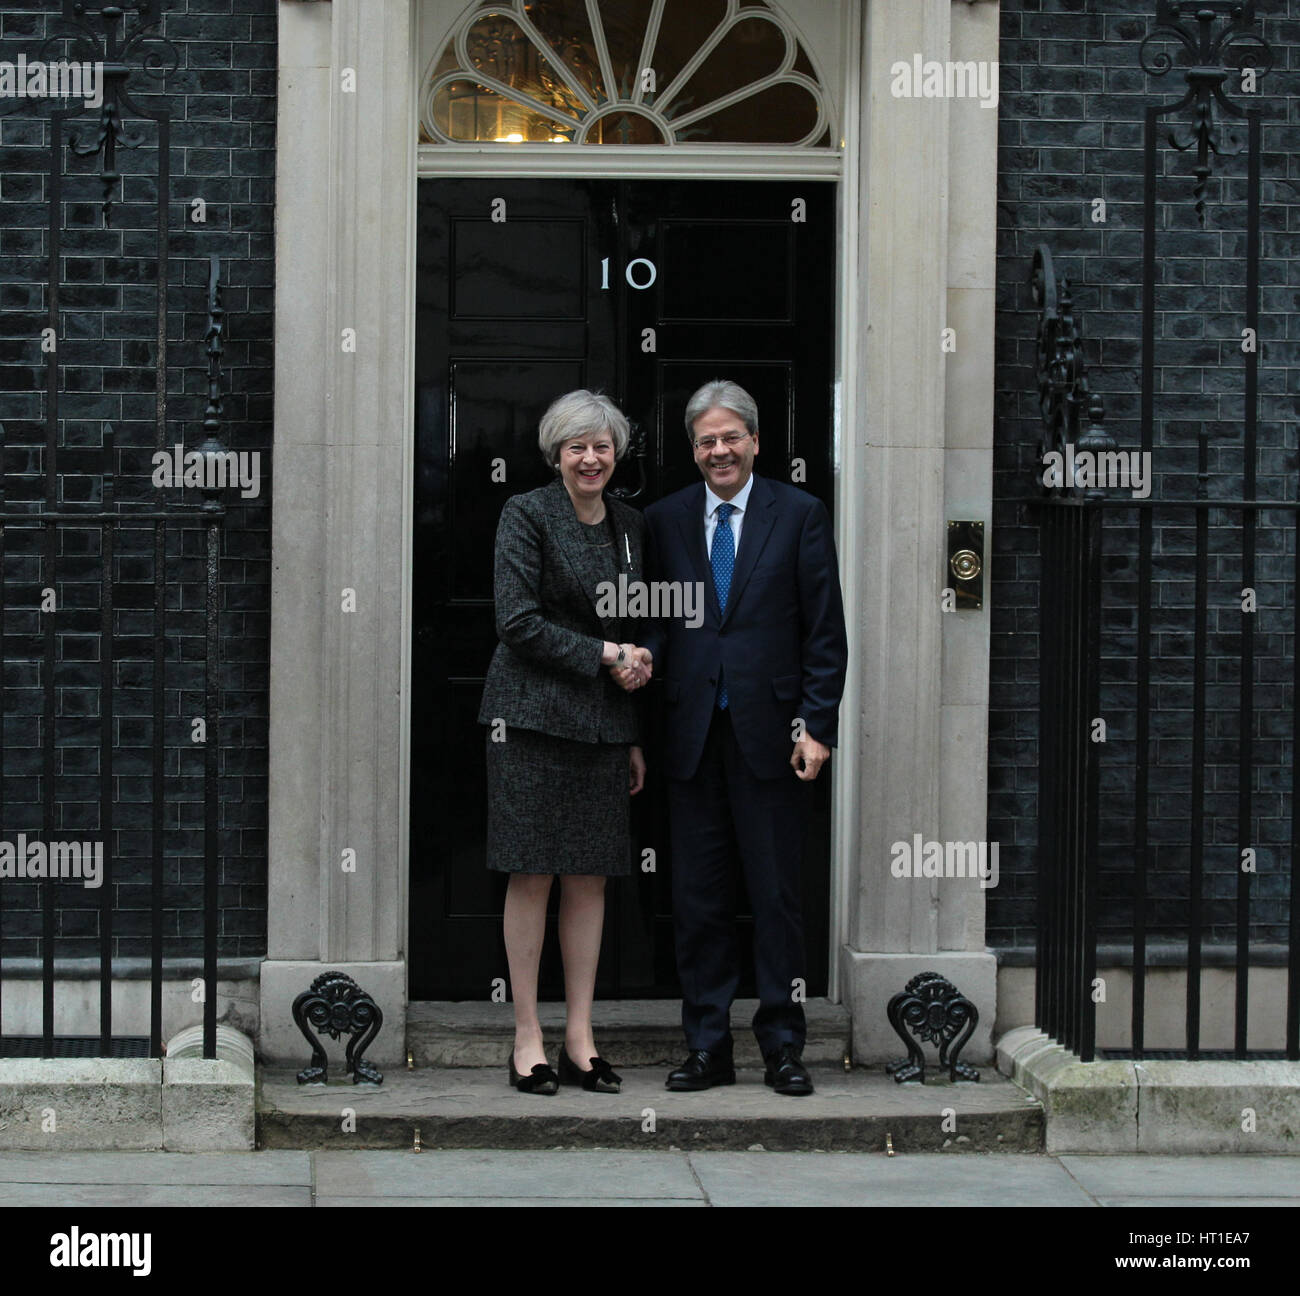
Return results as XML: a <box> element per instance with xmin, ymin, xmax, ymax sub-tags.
<box><xmin>693</xmin><ymin>431</ymin><xmax>752</xmax><ymax>451</ymax></box>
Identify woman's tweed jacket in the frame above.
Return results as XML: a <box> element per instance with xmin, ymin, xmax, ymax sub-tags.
<box><xmin>478</xmin><ymin>477</ymin><xmax>645</xmax><ymax>745</ymax></box>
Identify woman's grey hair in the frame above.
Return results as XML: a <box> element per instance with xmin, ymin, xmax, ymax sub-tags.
<box><xmin>538</xmin><ymin>389</ymin><xmax>630</xmax><ymax>467</ymax></box>
<box><xmin>683</xmin><ymin>379</ymin><xmax>759</xmax><ymax>442</ymax></box>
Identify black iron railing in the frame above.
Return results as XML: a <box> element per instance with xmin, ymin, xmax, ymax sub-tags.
<box><xmin>0</xmin><ymin>3</ymin><xmax>224</xmax><ymax>1061</ymax></box>
<box><xmin>1033</xmin><ymin>2</ymin><xmax>1296</xmax><ymax>1062</ymax></box>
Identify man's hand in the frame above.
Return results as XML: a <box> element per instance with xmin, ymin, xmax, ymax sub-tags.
<box><xmin>628</xmin><ymin>745</ymin><xmax>646</xmax><ymax>795</ymax></box>
<box><xmin>610</xmin><ymin>646</ymin><xmax>653</xmax><ymax>692</ymax></box>
<box><xmin>790</xmin><ymin>734</ymin><xmax>830</xmax><ymax>781</ymax></box>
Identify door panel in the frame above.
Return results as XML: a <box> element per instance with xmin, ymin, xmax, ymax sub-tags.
<box><xmin>411</xmin><ymin>178</ymin><xmax>835</xmax><ymax>1000</ymax></box>
<box><xmin>659</xmin><ymin>223</ymin><xmax>795</xmax><ymax>323</ymax></box>
<box><xmin>447</xmin><ymin>358</ymin><xmax>588</xmax><ymax>598</ymax></box>
<box><xmin>451</xmin><ymin>219</ymin><xmax>588</xmax><ymax>320</ymax></box>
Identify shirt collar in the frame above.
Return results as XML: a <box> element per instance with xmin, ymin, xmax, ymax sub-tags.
<box><xmin>705</xmin><ymin>473</ymin><xmax>754</xmax><ymax>518</ymax></box>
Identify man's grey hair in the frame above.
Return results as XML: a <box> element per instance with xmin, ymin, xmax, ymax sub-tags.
<box><xmin>538</xmin><ymin>389</ymin><xmax>631</xmax><ymax>467</ymax></box>
<box><xmin>683</xmin><ymin>379</ymin><xmax>759</xmax><ymax>442</ymax></box>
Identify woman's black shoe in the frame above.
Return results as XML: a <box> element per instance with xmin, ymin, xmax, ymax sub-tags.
<box><xmin>508</xmin><ymin>1050</ymin><xmax>559</xmax><ymax>1094</ymax></box>
<box><xmin>557</xmin><ymin>1045</ymin><xmax>622</xmax><ymax>1093</ymax></box>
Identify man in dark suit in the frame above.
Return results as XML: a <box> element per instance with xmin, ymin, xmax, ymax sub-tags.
<box><xmin>635</xmin><ymin>379</ymin><xmax>848</xmax><ymax>1095</ymax></box>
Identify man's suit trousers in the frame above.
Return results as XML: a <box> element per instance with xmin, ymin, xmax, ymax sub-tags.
<box><xmin>666</xmin><ymin>706</ymin><xmax>812</xmax><ymax>1058</ymax></box>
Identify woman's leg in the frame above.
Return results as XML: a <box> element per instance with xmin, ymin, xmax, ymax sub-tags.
<box><xmin>558</xmin><ymin>874</ymin><xmax>607</xmax><ymax>1065</ymax></box>
<box><xmin>504</xmin><ymin>872</ymin><xmax>554</xmax><ymax>1071</ymax></box>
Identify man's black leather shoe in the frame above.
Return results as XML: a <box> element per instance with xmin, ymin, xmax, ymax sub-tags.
<box><xmin>764</xmin><ymin>1044</ymin><xmax>814</xmax><ymax>1096</ymax></box>
<box><xmin>665</xmin><ymin>1049</ymin><xmax>736</xmax><ymax>1091</ymax></box>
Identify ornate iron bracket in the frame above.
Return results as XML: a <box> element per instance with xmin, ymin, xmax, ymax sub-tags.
<box><xmin>1139</xmin><ymin>1</ymin><xmax>1273</xmax><ymax>224</ymax></box>
<box><xmin>292</xmin><ymin>971</ymin><xmax>385</xmax><ymax>1085</ymax></box>
<box><xmin>885</xmin><ymin>971</ymin><xmax>980</xmax><ymax>1084</ymax></box>
<box><xmin>34</xmin><ymin>2</ymin><xmax>180</xmax><ymax>226</ymax></box>
<box><xmin>1031</xmin><ymin>244</ymin><xmax>1113</xmax><ymax>499</ymax></box>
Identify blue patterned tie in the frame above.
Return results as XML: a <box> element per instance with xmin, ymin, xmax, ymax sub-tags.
<box><xmin>712</xmin><ymin>503</ymin><xmax>735</xmax><ymax>708</ymax></box>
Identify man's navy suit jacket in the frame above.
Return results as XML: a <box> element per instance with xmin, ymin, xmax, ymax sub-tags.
<box><xmin>642</xmin><ymin>473</ymin><xmax>848</xmax><ymax>782</ymax></box>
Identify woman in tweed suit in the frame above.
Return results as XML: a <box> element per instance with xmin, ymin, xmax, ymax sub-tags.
<box><xmin>479</xmin><ymin>390</ymin><xmax>653</xmax><ymax>1095</ymax></box>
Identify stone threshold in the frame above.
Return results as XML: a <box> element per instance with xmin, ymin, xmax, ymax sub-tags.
<box><xmin>405</xmin><ymin>997</ymin><xmax>851</xmax><ymax>1068</ymax></box>
<box><xmin>998</xmin><ymin>1027</ymin><xmax>1300</xmax><ymax>1155</ymax></box>
<box><xmin>256</xmin><ymin>1064</ymin><xmax>1043</xmax><ymax>1152</ymax></box>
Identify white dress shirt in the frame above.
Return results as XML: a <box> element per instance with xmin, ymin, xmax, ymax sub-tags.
<box><xmin>704</xmin><ymin>474</ymin><xmax>754</xmax><ymax>559</ymax></box>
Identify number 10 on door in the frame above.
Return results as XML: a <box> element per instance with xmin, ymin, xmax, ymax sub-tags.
<box><xmin>601</xmin><ymin>257</ymin><xmax>657</xmax><ymax>290</ymax></box>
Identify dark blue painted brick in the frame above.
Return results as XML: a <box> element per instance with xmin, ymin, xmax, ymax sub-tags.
<box><xmin>990</xmin><ymin>0</ymin><xmax>1298</xmax><ymax>949</ymax></box>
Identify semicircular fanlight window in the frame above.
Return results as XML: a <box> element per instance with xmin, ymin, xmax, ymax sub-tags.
<box><xmin>420</xmin><ymin>0</ymin><xmax>831</xmax><ymax>147</ymax></box>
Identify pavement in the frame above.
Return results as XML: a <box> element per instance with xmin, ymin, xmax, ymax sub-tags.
<box><xmin>1</xmin><ymin>1148</ymin><xmax>1297</xmax><ymax>1208</ymax></box>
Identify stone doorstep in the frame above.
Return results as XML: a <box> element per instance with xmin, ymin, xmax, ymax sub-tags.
<box><xmin>405</xmin><ymin>998</ymin><xmax>852</xmax><ymax>1068</ymax></box>
<box><xmin>996</xmin><ymin>1027</ymin><xmax>1300</xmax><ymax>1156</ymax></box>
<box><xmin>256</xmin><ymin>1064</ymin><xmax>1043</xmax><ymax>1153</ymax></box>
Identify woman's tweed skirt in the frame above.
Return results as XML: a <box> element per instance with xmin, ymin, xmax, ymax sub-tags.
<box><xmin>485</xmin><ymin>724</ymin><xmax>631</xmax><ymax>875</ymax></box>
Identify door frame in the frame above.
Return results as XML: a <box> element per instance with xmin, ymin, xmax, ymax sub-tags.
<box><xmin>400</xmin><ymin>0</ymin><xmax>864</xmax><ymax>1003</ymax></box>
<box><xmin>264</xmin><ymin>0</ymin><xmax>1001</xmax><ymax>1064</ymax></box>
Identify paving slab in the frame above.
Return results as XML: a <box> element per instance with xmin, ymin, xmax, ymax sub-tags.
<box><xmin>686</xmin><ymin>1150</ymin><xmax>1097</xmax><ymax>1207</ymax></box>
<box><xmin>0</xmin><ymin>1150</ymin><xmax>312</xmax><ymax>1186</ymax></box>
<box><xmin>0</xmin><ymin>1182</ymin><xmax>312</xmax><ymax>1207</ymax></box>
<box><xmin>259</xmin><ymin>1064</ymin><xmax>1042</xmax><ymax>1152</ymax></box>
<box><xmin>317</xmin><ymin>1196</ymin><xmax>706</xmax><ymax>1207</ymax></box>
<box><xmin>1058</xmin><ymin>1155</ymin><xmax>1300</xmax><ymax>1200</ymax></box>
<box><xmin>313</xmin><ymin>1147</ymin><xmax>701</xmax><ymax>1200</ymax></box>
<box><xmin>1093</xmin><ymin>1197</ymin><xmax>1296</xmax><ymax>1208</ymax></box>
<box><xmin>0</xmin><ymin>1147</ymin><xmax>1293</xmax><ymax>1209</ymax></box>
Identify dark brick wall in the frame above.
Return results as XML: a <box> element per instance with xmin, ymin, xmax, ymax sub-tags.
<box><xmin>0</xmin><ymin>0</ymin><xmax>275</xmax><ymax>960</ymax></box>
<box><xmin>990</xmin><ymin>0</ymin><xmax>1300</xmax><ymax>950</ymax></box>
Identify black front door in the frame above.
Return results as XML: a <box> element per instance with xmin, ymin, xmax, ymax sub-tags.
<box><xmin>411</xmin><ymin>178</ymin><xmax>835</xmax><ymax>1000</ymax></box>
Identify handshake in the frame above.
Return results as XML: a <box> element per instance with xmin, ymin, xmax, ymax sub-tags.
<box><xmin>604</xmin><ymin>642</ymin><xmax>653</xmax><ymax>692</ymax></box>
